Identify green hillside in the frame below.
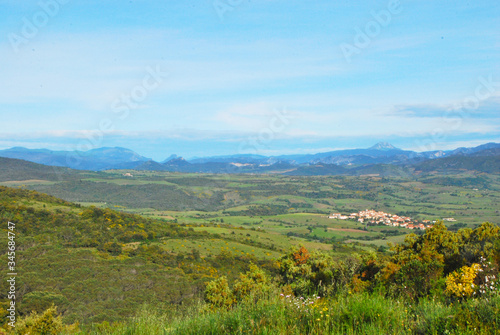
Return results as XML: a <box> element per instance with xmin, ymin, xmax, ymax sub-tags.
<box><xmin>0</xmin><ymin>180</ymin><xmax>499</xmax><ymax>333</ymax></box>
<box><xmin>0</xmin><ymin>186</ymin><xmax>280</xmax><ymax>327</ymax></box>
<box><xmin>0</xmin><ymin>157</ymin><xmax>80</xmax><ymax>182</ymax></box>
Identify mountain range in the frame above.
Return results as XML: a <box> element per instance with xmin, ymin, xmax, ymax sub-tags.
<box><xmin>0</xmin><ymin>142</ymin><xmax>499</xmax><ymax>175</ymax></box>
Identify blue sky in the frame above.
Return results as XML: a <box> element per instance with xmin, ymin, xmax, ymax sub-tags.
<box><xmin>1</xmin><ymin>0</ymin><xmax>499</xmax><ymax>160</ymax></box>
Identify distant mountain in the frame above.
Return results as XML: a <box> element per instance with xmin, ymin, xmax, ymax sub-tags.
<box><xmin>1</xmin><ymin>142</ymin><xmax>498</xmax><ymax>174</ymax></box>
<box><xmin>448</xmin><ymin>142</ymin><xmax>500</xmax><ymax>156</ymax></box>
<box><xmin>164</xmin><ymin>157</ymin><xmax>190</xmax><ymax>166</ymax></box>
<box><xmin>274</xmin><ymin>142</ymin><xmax>417</xmax><ymax>165</ymax></box>
<box><xmin>369</xmin><ymin>142</ymin><xmax>398</xmax><ymax>150</ymax></box>
<box><xmin>413</xmin><ymin>148</ymin><xmax>500</xmax><ymax>174</ymax></box>
<box><xmin>282</xmin><ymin>142</ymin><xmax>500</xmax><ymax>166</ymax></box>
<box><xmin>471</xmin><ymin>147</ymin><xmax>500</xmax><ymax>157</ymax></box>
<box><xmin>0</xmin><ymin>147</ymin><xmax>150</xmax><ymax>171</ymax></box>
<box><xmin>133</xmin><ymin>160</ymin><xmax>170</xmax><ymax>171</ymax></box>
<box><xmin>161</xmin><ymin>154</ymin><xmax>180</xmax><ymax>164</ymax></box>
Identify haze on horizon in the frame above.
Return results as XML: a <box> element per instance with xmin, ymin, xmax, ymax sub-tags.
<box><xmin>1</xmin><ymin>0</ymin><xmax>499</xmax><ymax>161</ymax></box>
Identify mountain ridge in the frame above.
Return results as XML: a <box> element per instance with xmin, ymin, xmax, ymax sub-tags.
<box><xmin>0</xmin><ymin>142</ymin><xmax>499</xmax><ymax>172</ymax></box>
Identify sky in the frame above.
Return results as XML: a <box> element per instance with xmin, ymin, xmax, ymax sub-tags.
<box><xmin>1</xmin><ymin>0</ymin><xmax>499</xmax><ymax>160</ymax></box>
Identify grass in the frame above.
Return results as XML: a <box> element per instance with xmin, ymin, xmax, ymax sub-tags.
<box><xmin>159</xmin><ymin>237</ymin><xmax>281</xmax><ymax>259</ymax></box>
<box><xmin>72</xmin><ymin>292</ymin><xmax>500</xmax><ymax>335</ymax></box>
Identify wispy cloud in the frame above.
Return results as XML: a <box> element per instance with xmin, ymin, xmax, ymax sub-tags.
<box><xmin>1</xmin><ymin>0</ymin><xmax>499</xmax><ymax>158</ymax></box>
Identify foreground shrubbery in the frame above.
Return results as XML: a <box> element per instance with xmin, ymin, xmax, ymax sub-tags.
<box><xmin>25</xmin><ymin>291</ymin><xmax>496</xmax><ymax>334</ymax></box>
<box><xmin>6</xmin><ymin>221</ymin><xmax>500</xmax><ymax>334</ymax></box>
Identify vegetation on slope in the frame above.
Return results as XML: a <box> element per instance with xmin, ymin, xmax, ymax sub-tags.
<box><xmin>4</xmin><ymin>211</ymin><xmax>500</xmax><ymax>334</ymax></box>
<box><xmin>0</xmin><ymin>187</ymin><xmax>276</xmax><ymax>328</ymax></box>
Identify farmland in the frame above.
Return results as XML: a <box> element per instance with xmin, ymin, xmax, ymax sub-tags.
<box><xmin>4</xmin><ymin>170</ymin><xmax>499</xmax><ymax>256</ymax></box>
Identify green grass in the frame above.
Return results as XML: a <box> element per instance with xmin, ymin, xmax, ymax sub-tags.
<box><xmin>74</xmin><ymin>292</ymin><xmax>500</xmax><ymax>335</ymax></box>
<box><xmin>159</xmin><ymin>237</ymin><xmax>280</xmax><ymax>259</ymax></box>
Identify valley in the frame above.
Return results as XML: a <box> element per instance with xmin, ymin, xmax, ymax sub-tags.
<box><xmin>0</xmin><ymin>156</ymin><xmax>499</xmax><ymax>333</ymax></box>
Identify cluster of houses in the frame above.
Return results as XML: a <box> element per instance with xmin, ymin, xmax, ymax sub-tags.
<box><xmin>329</xmin><ymin>209</ymin><xmax>439</xmax><ymax>230</ymax></box>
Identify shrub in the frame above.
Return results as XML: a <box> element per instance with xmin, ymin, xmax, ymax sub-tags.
<box><xmin>204</xmin><ymin>277</ymin><xmax>234</xmax><ymax>310</ymax></box>
<box><xmin>233</xmin><ymin>263</ymin><xmax>272</xmax><ymax>301</ymax></box>
<box><xmin>445</xmin><ymin>263</ymin><xmax>480</xmax><ymax>298</ymax></box>
<box><xmin>14</xmin><ymin>306</ymin><xmax>78</xmax><ymax>335</ymax></box>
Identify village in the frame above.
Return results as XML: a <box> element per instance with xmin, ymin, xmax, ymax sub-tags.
<box><xmin>328</xmin><ymin>209</ymin><xmax>446</xmax><ymax>230</ymax></box>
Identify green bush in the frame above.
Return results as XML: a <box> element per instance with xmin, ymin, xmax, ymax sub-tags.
<box><xmin>204</xmin><ymin>277</ymin><xmax>234</xmax><ymax>310</ymax></box>
<box><xmin>14</xmin><ymin>306</ymin><xmax>78</xmax><ymax>335</ymax></box>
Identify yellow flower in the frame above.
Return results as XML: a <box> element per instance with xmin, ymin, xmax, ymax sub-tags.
<box><xmin>445</xmin><ymin>263</ymin><xmax>480</xmax><ymax>298</ymax></box>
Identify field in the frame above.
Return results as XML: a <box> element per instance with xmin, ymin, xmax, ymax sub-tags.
<box><xmin>5</xmin><ymin>170</ymin><xmax>499</xmax><ymax>257</ymax></box>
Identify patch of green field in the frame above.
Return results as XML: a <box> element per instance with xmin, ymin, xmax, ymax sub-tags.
<box><xmin>160</xmin><ymin>237</ymin><xmax>280</xmax><ymax>259</ymax></box>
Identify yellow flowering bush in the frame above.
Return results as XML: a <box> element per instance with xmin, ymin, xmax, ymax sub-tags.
<box><xmin>445</xmin><ymin>263</ymin><xmax>480</xmax><ymax>298</ymax></box>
